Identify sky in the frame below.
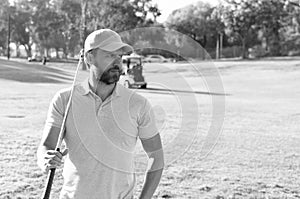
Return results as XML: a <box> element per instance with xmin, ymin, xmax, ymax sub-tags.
<box><xmin>152</xmin><ymin>0</ymin><xmax>223</xmax><ymax>23</ymax></box>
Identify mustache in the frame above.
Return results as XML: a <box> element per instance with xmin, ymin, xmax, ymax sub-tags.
<box><xmin>96</xmin><ymin>63</ymin><xmax>121</xmax><ymax>82</ymax></box>
<box><xmin>107</xmin><ymin>64</ymin><xmax>122</xmax><ymax>72</ymax></box>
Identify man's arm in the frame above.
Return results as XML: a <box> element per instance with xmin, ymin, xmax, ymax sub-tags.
<box><xmin>37</xmin><ymin>125</ymin><xmax>67</xmax><ymax>173</ymax></box>
<box><xmin>139</xmin><ymin>133</ymin><xmax>164</xmax><ymax>199</ymax></box>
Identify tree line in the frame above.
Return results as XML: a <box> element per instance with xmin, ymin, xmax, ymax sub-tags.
<box><xmin>0</xmin><ymin>0</ymin><xmax>161</xmax><ymax>59</ymax></box>
<box><xmin>166</xmin><ymin>0</ymin><xmax>300</xmax><ymax>58</ymax></box>
<box><xmin>0</xmin><ymin>0</ymin><xmax>300</xmax><ymax>59</ymax></box>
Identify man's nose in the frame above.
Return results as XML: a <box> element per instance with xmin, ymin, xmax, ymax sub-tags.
<box><xmin>114</xmin><ymin>56</ymin><xmax>122</xmax><ymax>63</ymax></box>
<box><xmin>113</xmin><ymin>58</ymin><xmax>122</xmax><ymax>66</ymax></box>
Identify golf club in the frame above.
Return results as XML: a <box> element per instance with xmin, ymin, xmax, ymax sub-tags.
<box><xmin>41</xmin><ymin>50</ymin><xmax>84</xmax><ymax>199</ymax></box>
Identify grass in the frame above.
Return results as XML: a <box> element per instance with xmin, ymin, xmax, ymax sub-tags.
<box><xmin>0</xmin><ymin>57</ymin><xmax>299</xmax><ymax>198</ymax></box>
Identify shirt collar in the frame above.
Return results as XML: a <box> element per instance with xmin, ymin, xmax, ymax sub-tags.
<box><xmin>80</xmin><ymin>78</ymin><xmax>91</xmax><ymax>95</ymax></box>
<box><xmin>79</xmin><ymin>78</ymin><xmax>120</xmax><ymax>97</ymax></box>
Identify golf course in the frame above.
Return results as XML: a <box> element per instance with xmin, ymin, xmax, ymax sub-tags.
<box><xmin>0</xmin><ymin>57</ymin><xmax>299</xmax><ymax>198</ymax></box>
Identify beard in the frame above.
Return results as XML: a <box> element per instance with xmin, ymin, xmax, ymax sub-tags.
<box><xmin>99</xmin><ymin>65</ymin><xmax>121</xmax><ymax>85</ymax></box>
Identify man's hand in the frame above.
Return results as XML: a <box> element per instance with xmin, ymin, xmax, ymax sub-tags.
<box><xmin>39</xmin><ymin>149</ymin><xmax>68</xmax><ymax>173</ymax></box>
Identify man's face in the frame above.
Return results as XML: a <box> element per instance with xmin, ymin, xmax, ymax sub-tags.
<box><xmin>92</xmin><ymin>49</ymin><xmax>124</xmax><ymax>85</ymax></box>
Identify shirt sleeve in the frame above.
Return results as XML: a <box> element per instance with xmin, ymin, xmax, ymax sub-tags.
<box><xmin>45</xmin><ymin>91</ymin><xmax>66</xmax><ymax>128</ymax></box>
<box><xmin>138</xmin><ymin>99</ymin><xmax>159</xmax><ymax>140</ymax></box>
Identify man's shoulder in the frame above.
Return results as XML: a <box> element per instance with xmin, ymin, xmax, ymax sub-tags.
<box><xmin>118</xmin><ymin>84</ymin><xmax>147</xmax><ymax>100</ymax></box>
<box><xmin>117</xmin><ymin>84</ymin><xmax>148</xmax><ymax>107</ymax></box>
<box><xmin>52</xmin><ymin>86</ymin><xmax>73</xmax><ymax>104</ymax></box>
<box><xmin>55</xmin><ymin>87</ymin><xmax>72</xmax><ymax>97</ymax></box>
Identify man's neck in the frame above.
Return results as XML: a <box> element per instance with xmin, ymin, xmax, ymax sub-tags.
<box><xmin>89</xmin><ymin>74</ymin><xmax>116</xmax><ymax>102</ymax></box>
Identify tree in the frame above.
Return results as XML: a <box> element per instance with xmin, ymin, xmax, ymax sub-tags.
<box><xmin>131</xmin><ymin>0</ymin><xmax>161</xmax><ymax>26</ymax></box>
<box><xmin>10</xmin><ymin>7</ymin><xmax>32</xmax><ymax>57</ymax></box>
<box><xmin>280</xmin><ymin>0</ymin><xmax>300</xmax><ymax>55</ymax></box>
<box><xmin>222</xmin><ymin>0</ymin><xmax>259</xmax><ymax>58</ymax></box>
<box><xmin>60</xmin><ymin>0</ymin><xmax>81</xmax><ymax>57</ymax></box>
<box><xmin>27</xmin><ymin>0</ymin><xmax>52</xmax><ymax>55</ymax></box>
<box><xmin>0</xmin><ymin>0</ymin><xmax>10</xmax><ymax>54</ymax></box>
<box><xmin>148</xmin><ymin>4</ymin><xmax>161</xmax><ymax>23</ymax></box>
<box><xmin>222</xmin><ymin>0</ymin><xmax>291</xmax><ymax>57</ymax></box>
<box><xmin>86</xmin><ymin>0</ymin><xmax>161</xmax><ymax>57</ymax></box>
<box><xmin>48</xmin><ymin>30</ymin><xmax>65</xmax><ymax>58</ymax></box>
<box><xmin>210</xmin><ymin>4</ymin><xmax>227</xmax><ymax>58</ymax></box>
<box><xmin>89</xmin><ymin>0</ymin><xmax>140</xmax><ymax>32</ymax></box>
<box><xmin>255</xmin><ymin>0</ymin><xmax>288</xmax><ymax>56</ymax></box>
<box><xmin>5</xmin><ymin>0</ymin><xmax>161</xmax><ymax>60</ymax></box>
<box><xmin>165</xmin><ymin>2</ymin><xmax>216</xmax><ymax>49</ymax></box>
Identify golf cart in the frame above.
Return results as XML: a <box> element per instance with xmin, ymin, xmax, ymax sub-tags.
<box><xmin>119</xmin><ymin>54</ymin><xmax>147</xmax><ymax>89</ymax></box>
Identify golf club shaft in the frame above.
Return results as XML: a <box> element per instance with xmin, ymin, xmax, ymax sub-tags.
<box><xmin>41</xmin><ymin>57</ymin><xmax>83</xmax><ymax>199</ymax></box>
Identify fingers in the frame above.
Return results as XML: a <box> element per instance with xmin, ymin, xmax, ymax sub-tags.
<box><xmin>44</xmin><ymin>163</ymin><xmax>59</xmax><ymax>174</ymax></box>
<box><xmin>46</xmin><ymin>150</ymin><xmax>63</xmax><ymax>159</ymax></box>
<box><xmin>42</xmin><ymin>149</ymin><xmax>68</xmax><ymax>173</ymax></box>
<box><xmin>45</xmin><ymin>154</ymin><xmax>62</xmax><ymax>165</ymax></box>
<box><xmin>61</xmin><ymin>148</ymin><xmax>68</xmax><ymax>156</ymax></box>
<box><xmin>45</xmin><ymin>151</ymin><xmax>63</xmax><ymax>164</ymax></box>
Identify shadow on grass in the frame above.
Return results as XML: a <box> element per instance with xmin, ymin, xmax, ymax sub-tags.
<box><xmin>0</xmin><ymin>59</ymin><xmax>74</xmax><ymax>83</ymax></box>
<box><xmin>138</xmin><ymin>87</ymin><xmax>229</xmax><ymax>96</ymax></box>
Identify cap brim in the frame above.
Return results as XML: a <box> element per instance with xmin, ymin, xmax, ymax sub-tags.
<box><xmin>100</xmin><ymin>42</ymin><xmax>133</xmax><ymax>54</ymax></box>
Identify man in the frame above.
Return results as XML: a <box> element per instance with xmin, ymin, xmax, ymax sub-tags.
<box><xmin>37</xmin><ymin>29</ymin><xmax>164</xmax><ymax>199</ymax></box>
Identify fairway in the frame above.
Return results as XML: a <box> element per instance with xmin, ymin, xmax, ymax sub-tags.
<box><xmin>0</xmin><ymin>58</ymin><xmax>299</xmax><ymax>198</ymax></box>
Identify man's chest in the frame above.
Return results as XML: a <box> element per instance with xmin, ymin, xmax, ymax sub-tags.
<box><xmin>65</xmin><ymin>96</ymin><xmax>140</xmax><ymax>150</ymax></box>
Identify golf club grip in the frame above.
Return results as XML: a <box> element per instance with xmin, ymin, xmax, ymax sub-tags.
<box><xmin>42</xmin><ymin>148</ymin><xmax>60</xmax><ymax>199</ymax></box>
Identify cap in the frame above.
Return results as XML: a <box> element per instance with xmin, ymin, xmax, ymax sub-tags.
<box><xmin>84</xmin><ymin>29</ymin><xmax>133</xmax><ymax>53</ymax></box>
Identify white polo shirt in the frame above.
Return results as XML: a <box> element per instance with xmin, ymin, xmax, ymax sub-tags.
<box><xmin>45</xmin><ymin>78</ymin><xmax>158</xmax><ymax>199</ymax></box>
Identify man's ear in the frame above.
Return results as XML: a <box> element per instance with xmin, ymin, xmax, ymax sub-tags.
<box><xmin>85</xmin><ymin>53</ymin><xmax>95</xmax><ymax>66</ymax></box>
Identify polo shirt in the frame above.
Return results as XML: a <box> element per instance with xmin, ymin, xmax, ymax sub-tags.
<box><xmin>45</xmin><ymin>78</ymin><xmax>158</xmax><ymax>199</ymax></box>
